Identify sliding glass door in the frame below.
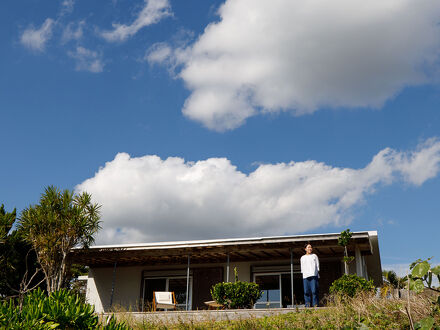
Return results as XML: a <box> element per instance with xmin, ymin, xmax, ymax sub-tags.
<box><xmin>254</xmin><ymin>274</ymin><xmax>281</xmax><ymax>308</ymax></box>
<box><xmin>254</xmin><ymin>272</ymin><xmax>303</xmax><ymax>308</ymax></box>
<box><xmin>143</xmin><ymin>276</ymin><xmax>192</xmax><ymax>311</ymax></box>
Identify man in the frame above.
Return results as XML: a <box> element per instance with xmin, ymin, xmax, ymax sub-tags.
<box><xmin>300</xmin><ymin>243</ymin><xmax>319</xmax><ymax>307</ymax></box>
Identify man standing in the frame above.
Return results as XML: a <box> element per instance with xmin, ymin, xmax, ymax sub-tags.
<box><xmin>300</xmin><ymin>243</ymin><xmax>319</xmax><ymax>307</ymax></box>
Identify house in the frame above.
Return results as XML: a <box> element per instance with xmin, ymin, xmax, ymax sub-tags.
<box><xmin>69</xmin><ymin>231</ymin><xmax>382</xmax><ymax>312</ymax></box>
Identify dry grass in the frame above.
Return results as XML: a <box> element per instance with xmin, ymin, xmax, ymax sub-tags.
<box><xmin>107</xmin><ymin>291</ymin><xmax>439</xmax><ymax>329</ymax></box>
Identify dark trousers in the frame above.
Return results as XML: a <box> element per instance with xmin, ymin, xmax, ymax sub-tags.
<box><xmin>303</xmin><ymin>276</ymin><xmax>319</xmax><ymax>307</ymax></box>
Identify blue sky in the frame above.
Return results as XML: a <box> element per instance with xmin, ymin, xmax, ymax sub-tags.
<box><xmin>1</xmin><ymin>0</ymin><xmax>440</xmax><ymax>275</ymax></box>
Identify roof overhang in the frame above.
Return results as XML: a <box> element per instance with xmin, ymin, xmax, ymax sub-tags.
<box><xmin>69</xmin><ymin>231</ymin><xmax>377</xmax><ymax>267</ymax></box>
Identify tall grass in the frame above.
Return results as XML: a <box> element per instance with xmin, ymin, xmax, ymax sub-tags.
<box><xmin>110</xmin><ymin>292</ymin><xmax>439</xmax><ymax>329</ymax></box>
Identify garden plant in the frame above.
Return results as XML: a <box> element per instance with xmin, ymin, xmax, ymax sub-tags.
<box><xmin>210</xmin><ymin>268</ymin><xmax>262</xmax><ymax>309</ymax></box>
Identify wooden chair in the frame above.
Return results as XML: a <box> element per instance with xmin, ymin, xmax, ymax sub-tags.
<box><xmin>152</xmin><ymin>291</ymin><xmax>177</xmax><ymax>311</ymax></box>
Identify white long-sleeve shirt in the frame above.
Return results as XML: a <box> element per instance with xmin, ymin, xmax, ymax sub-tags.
<box><xmin>300</xmin><ymin>253</ymin><xmax>320</xmax><ymax>279</ymax></box>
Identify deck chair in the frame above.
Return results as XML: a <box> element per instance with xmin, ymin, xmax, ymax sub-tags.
<box><xmin>152</xmin><ymin>291</ymin><xmax>177</xmax><ymax>311</ymax></box>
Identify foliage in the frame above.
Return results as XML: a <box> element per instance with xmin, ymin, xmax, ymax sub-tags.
<box><xmin>408</xmin><ymin>257</ymin><xmax>440</xmax><ymax>294</ymax></box>
<box><xmin>383</xmin><ymin>269</ymin><xmax>405</xmax><ymax>289</ymax></box>
<box><xmin>0</xmin><ymin>288</ymin><xmax>128</xmax><ymax>329</ymax></box>
<box><xmin>342</xmin><ymin>256</ymin><xmax>355</xmax><ymax>264</ymax></box>
<box><xmin>414</xmin><ymin>316</ymin><xmax>436</xmax><ymax>330</ymax></box>
<box><xmin>0</xmin><ymin>204</ymin><xmax>16</xmax><ymax>243</ymax></box>
<box><xmin>19</xmin><ymin>186</ymin><xmax>101</xmax><ymax>293</ymax></box>
<box><xmin>68</xmin><ymin>264</ymin><xmax>88</xmax><ymax>301</ymax></box>
<box><xmin>412</xmin><ymin>295</ymin><xmax>440</xmax><ymax>329</ymax></box>
<box><xmin>211</xmin><ymin>281</ymin><xmax>262</xmax><ymax>309</ymax></box>
<box><xmin>0</xmin><ymin>205</ymin><xmax>44</xmax><ymax>298</ymax></box>
<box><xmin>102</xmin><ymin>315</ymin><xmax>130</xmax><ymax>330</ymax></box>
<box><xmin>381</xmin><ymin>269</ymin><xmax>406</xmax><ymax>298</ymax></box>
<box><xmin>338</xmin><ymin>229</ymin><xmax>353</xmax><ymax>275</ymax></box>
<box><xmin>401</xmin><ymin>257</ymin><xmax>440</xmax><ymax>330</ymax></box>
<box><xmin>338</xmin><ymin>228</ymin><xmax>353</xmax><ymax>248</ymax></box>
<box><xmin>330</xmin><ymin>274</ymin><xmax>375</xmax><ymax>297</ymax></box>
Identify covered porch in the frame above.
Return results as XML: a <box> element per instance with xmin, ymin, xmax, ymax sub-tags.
<box><xmin>69</xmin><ymin>231</ymin><xmax>382</xmax><ymax>312</ymax></box>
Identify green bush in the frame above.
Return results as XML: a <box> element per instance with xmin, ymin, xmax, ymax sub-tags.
<box><xmin>211</xmin><ymin>281</ymin><xmax>262</xmax><ymax>309</ymax></box>
<box><xmin>0</xmin><ymin>288</ymin><xmax>128</xmax><ymax>329</ymax></box>
<box><xmin>330</xmin><ymin>274</ymin><xmax>375</xmax><ymax>297</ymax></box>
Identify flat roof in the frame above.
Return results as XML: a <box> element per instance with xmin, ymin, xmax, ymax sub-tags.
<box><xmin>69</xmin><ymin>231</ymin><xmax>377</xmax><ymax>267</ymax></box>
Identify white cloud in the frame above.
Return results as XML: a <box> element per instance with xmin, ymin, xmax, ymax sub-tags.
<box><xmin>62</xmin><ymin>20</ymin><xmax>85</xmax><ymax>43</ymax></box>
<box><xmin>393</xmin><ymin>138</ymin><xmax>440</xmax><ymax>186</ymax></box>
<box><xmin>61</xmin><ymin>0</ymin><xmax>75</xmax><ymax>16</ymax></box>
<box><xmin>20</xmin><ymin>18</ymin><xmax>54</xmax><ymax>52</ymax></box>
<box><xmin>146</xmin><ymin>42</ymin><xmax>190</xmax><ymax>77</ymax></box>
<box><xmin>101</xmin><ymin>0</ymin><xmax>171</xmax><ymax>42</ymax></box>
<box><xmin>154</xmin><ymin>0</ymin><xmax>440</xmax><ymax>131</ymax></box>
<box><xmin>146</xmin><ymin>42</ymin><xmax>172</xmax><ymax>64</ymax></box>
<box><xmin>67</xmin><ymin>46</ymin><xmax>104</xmax><ymax>73</ymax></box>
<box><xmin>75</xmin><ymin>138</ymin><xmax>440</xmax><ymax>245</ymax></box>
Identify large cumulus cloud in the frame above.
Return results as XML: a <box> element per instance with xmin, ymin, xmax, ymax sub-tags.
<box><xmin>148</xmin><ymin>0</ymin><xmax>440</xmax><ymax>131</ymax></box>
<box><xmin>75</xmin><ymin>138</ymin><xmax>440</xmax><ymax>244</ymax></box>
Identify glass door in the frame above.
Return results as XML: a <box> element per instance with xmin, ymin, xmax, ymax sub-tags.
<box><xmin>254</xmin><ymin>274</ymin><xmax>281</xmax><ymax>308</ymax></box>
<box><xmin>168</xmin><ymin>277</ymin><xmax>190</xmax><ymax>310</ymax></box>
<box><xmin>143</xmin><ymin>276</ymin><xmax>192</xmax><ymax>311</ymax></box>
<box><xmin>254</xmin><ymin>272</ymin><xmax>304</xmax><ymax>308</ymax></box>
<box><xmin>143</xmin><ymin>278</ymin><xmax>166</xmax><ymax>311</ymax></box>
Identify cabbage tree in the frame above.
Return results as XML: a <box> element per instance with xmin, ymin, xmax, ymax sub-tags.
<box><xmin>19</xmin><ymin>186</ymin><xmax>101</xmax><ymax>293</ymax></box>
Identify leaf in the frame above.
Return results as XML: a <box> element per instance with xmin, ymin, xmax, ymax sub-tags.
<box><xmin>410</xmin><ymin>259</ymin><xmax>423</xmax><ymax>269</ymax></box>
<box><xmin>358</xmin><ymin>322</ymin><xmax>370</xmax><ymax>329</ymax></box>
<box><xmin>431</xmin><ymin>265</ymin><xmax>440</xmax><ymax>276</ymax></box>
<box><xmin>410</xmin><ymin>279</ymin><xmax>425</xmax><ymax>294</ymax></box>
<box><xmin>414</xmin><ymin>316</ymin><xmax>435</xmax><ymax>330</ymax></box>
<box><xmin>412</xmin><ymin>261</ymin><xmax>430</xmax><ymax>278</ymax></box>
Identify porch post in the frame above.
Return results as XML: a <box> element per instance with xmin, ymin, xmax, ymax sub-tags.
<box><xmin>290</xmin><ymin>248</ymin><xmax>294</xmax><ymax>308</ymax></box>
<box><xmin>109</xmin><ymin>261</ymin><xmax>117</xmax><ymax>308</ymax></box>
<box><xmin>141</xmin><ymin>278</ymin><xmax>145</xmax><ymax>313</ymax></box>
<box><xmin>355</xmin><ymin>245</ymin><xmax>363</xmax><ymax>277</ymax></box>
<box><xmin>186</xmin><ymin>254</ymin><xmax>191</xmax><ymax>311</ymax></box>
<box><xmin>226</xmin><ymin>252</ymin><xmax>230</xmax><ymax>282</ymax></box>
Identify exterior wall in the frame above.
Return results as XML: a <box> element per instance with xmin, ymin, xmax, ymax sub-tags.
<box><xmin>87</xmin><ymin>265</ymin><xmax>144</xmax><ymax>313</ymax></box>
<box><xmin>227</xmin><ymin>261</ymin><xmax>252</xmax><ymax>282</ymax></box>
<box><xmin>365</xmin><ymin>232</ymin><xmax>383</xmax><ymax>286</ymax></box>
<box><xmin>86</xmin><ymin>269</ymin><xmax>103</xmax><ymax>313</ymax></box>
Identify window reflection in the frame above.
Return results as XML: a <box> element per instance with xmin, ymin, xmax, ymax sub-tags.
<box><xmin>255</xmin><ymin>275</ymin><xmax>281</xmax><ymax>308</ymax></box>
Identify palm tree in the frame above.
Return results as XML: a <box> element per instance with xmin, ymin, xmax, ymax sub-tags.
<box><xmin>382</xmin><ymin>270</ymin><xmax>404</xmax><ymax>298</ymax></box>
<box><xmin>19</xmin><ymin>186</ymin><xmax>101</xmax><ymax>293</ymax></box>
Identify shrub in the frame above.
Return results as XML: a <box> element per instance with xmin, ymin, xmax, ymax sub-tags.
<box><xmin>330</xmin><ymin>274</ymin><xmax>375</xmax><ymax>297</ymax></box>
<box><xmin>0</xmin><ymin>288</ymin><xmax>128</xmax><ymax>329</ymax></box>
<box><xmin>211</xmin><ymin>281</ymin><xmax>262</xmax><ymax>309</ymax></box>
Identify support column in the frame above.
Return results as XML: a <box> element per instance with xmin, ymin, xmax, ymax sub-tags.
<box><xmin>186</xmin><ymin>254</ymin><xmax>191</xmax><ymax>311</ymax></box>
<box><xmin>226</xmin><ymin>253</ymin><xmax>230</xmax><ymax>282</ymax></box>
<box><xmin>141</xmin><ymin>278</ymin><xmax>145</xmax><ymax>313</ymax></box>
<box><xmin>109</xmin><ymin>261</ymin><xmax>117</xmax><ymax>308</ymax></box>
<box><xmin>290</xmin><ymin>248</ymin><xmax>294</xmax><ymax>308</ymax></box>
<box><xmin>355</xmin><ymin>245</ymin><xmax>363</xmax><ymax>277</ymax></box>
